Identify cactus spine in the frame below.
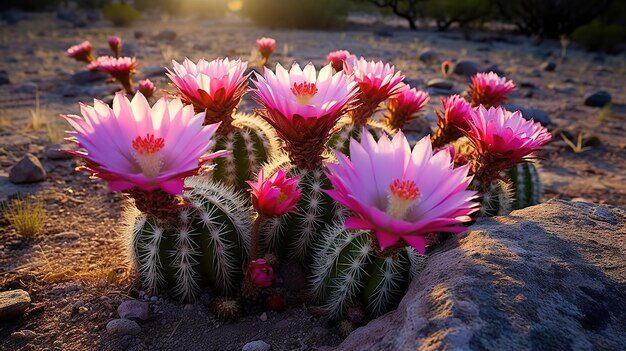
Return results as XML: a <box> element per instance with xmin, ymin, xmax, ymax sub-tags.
<box><xmin>478</xmin><ymin>179</ymin><xmax>513</xmax><ymax>217</ymax></box>
<box><xmin>124</xmin><ymin>177</ymin><xmax>251</xmax><ymax>301</ymax></box>
<box><xmin>505</xmin><ymin>162</ymin><xmax>541</xmax><ymax>210</ymax></box>
<box><xmin>327</xmin><ymin>118</ymin><xmax>394</xmax><ymax>155</ymax></box>
<box><xmin>211</xmin><ymin>113</ymin><xmax>279</xmax><ymax>190</ymax></box>
<box><xmin>310</xmin><ymin>223</ymin><xmax>425</xmax><ymax>319</ymax></box>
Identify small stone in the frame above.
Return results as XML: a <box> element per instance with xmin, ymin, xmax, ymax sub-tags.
<box><xmin>426</xmin><ymin>78</ymin><xmax>453</xmax><ymax>90</ymax></box>
<box><xmin>118</xmin><ymin>300</ymin><xmax>150</xmax><ymax>321</ymax></box>
<box><xmin>134</xmin><ymin>31</ymin><xmax>144</xmax><ymax>39</ymax></box>
<box><xmin>150</xmin><ymin>296</ymin><xmax>158</xmax><ymax>302</ymax></box>
<box><xmin>453</xmin><ymin>60</ymin><xmax>479</xmax><ymax>77</ymax></box>
<box><xmin>521</xmin><ymin>108</ymin><xmax>552</xmax><ymax>126</ymax></box>
<box><xmin>540</xmin><ymin>61</ymin><xmax>556</xmax><ymax>72</ymax></box>
<box><xmin>259</xmin><ymin>312</ymin><xmax>267</xmax><ymax>322</ymax></box>
<box><xmin>242</xmin><ymin>340</ymin><xmax>270</xmax><ymax>351</ymax></box>
<box><xmin>44</xmin><ymin>145</ymin><xmax>73</xmax><ymax>160</ymax></box>
<box><xmin>78</xmin><ymin>306</ymin><xmax>88</xmax><ymax>314</ymax></box>
<box><xmin>10</xmin><ymin>329</ymin><xmax>37</xmax><ymax>340</ymax></box>
<box><xmin>106</xmin><ymin>318</ymin><xmax>141</xmax><ymax>335</ymax></box>
<box><xmin>71</xmin><ymin>70</ymin><xmax>108</xmax><ymax>84</ymax></box>
<box><xmin>9</xmin><ymin>154</ymin><xmax>46</xmax><ymax>184</ymax></box>
<box><xmin>0</xmin><ymin>289</ymin><xmax>31</xmax><ymax>321</ymax></box>
<box><xmin>155</xmin><ymin>29</ymin><xmax>177</xmax><ymax>41</ymax></box>
<box><xmin>54</xmin><ymin>231</ymin><xmax>80</xmax><ymax>240</ymax></box>
<box><xmin>418</xmin><ymin>49</ymin><xmax>438</xmax><ymax>63</ymax></box>
<box><xmin>584</xmin><ymin>91</ymin><xmax>611</xmax><ymax>108</ymax></box>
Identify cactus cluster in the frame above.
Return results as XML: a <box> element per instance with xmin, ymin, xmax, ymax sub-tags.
<box><xmin>124</xmin><ymin>177</ymin><xmax>251</xmax><ymax>301</ymax></box>
<box><xmin>327</xmin><ymin>118</ymin><xmax>393</xmax><ymax>155</ymax></box>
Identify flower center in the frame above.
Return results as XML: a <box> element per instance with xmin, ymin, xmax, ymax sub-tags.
<box><xmin>291</xmin><ymin>82</ymin><xmax>318</xmax><ymax>104</ymax></box>
<box><xmin>386</xmin><ymin>178</ymin><xmax>420</xmax><ymax>220</ymax></box>
<box><xmin>132</xmin><ymin>134</ymin><xmax>165</xmax><ymax>179</ymax></box>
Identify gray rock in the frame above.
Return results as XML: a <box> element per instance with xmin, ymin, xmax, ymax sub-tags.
<box><xmin>9</xmin><ymin>154</ymin><xmax>46</xmax><ymax>184</ymax></box>
<box><xmin>521</xmin><ymin>108</ymin><xmax>552</xmax><ymax>126</ymax></box>
<box><xmin>10</xmin><ymin>329</ymin><xmax>37</xmax><ymax>340</ymax></box>
<box><xmin>242</xmin><ymin>340</ymin><xmax>271</xmax><ymax>351</ymax></box>
<box><xmin>418</xmin><ymin>50</ymin><xmax>438</xmax><ymax>63</ymax></box>
<box><xmin>331</xmin><ymin>200</ymin><xmax>626</xmax><ymax>351</ymax></box>
<box><xmin>155</xmin><ymin>29</ymin><xmax>177</xmax><ymax>42</ymax></box>
<box><xmin>134</xmin><ymin>31</ymin><xmax>145</xmax><ymax>39</ymax></box>
<box><xmin>584</xmin><ymin>91</ymin><xmax>611</xmax><ymax>108</ymax></box>
<box><xmin>0</xmin><ymin>289</ymin><xmax>31</xmax><ymax>321</ymax></box>
<box><xmin>106</xmin><ymin>318</ymin><xmax>142</xmax><ymax>335</ymax></box>
<box><xmin>453</xmin><ymin>60</ymin><xmax>479</xmax><ymax>77</ymax></box>
<box><xmin>44</xmin><ymin>145</ymin><xmax>73</xmax><ymax>160</ymax></box>
<box><xmin>71</xmin><ymin>70</ymin><xmax>108</xmax><ymax>84</ymax></box>
<box><xmin>540</xmin><ymin>60</ymin><xmax>556</xmax><ymax>72</ymax></box>
<box><xmin>118</xmin><ymin>300</ymin><xmax>150</xmax><ymax>320</ymax></box>
<box><xmin>11</xmin><ymin>83</ymin><xmax>38</xmax><ymax>94</ymax></box>
<box><xmin>483</xmin><ymin>64</ymin><xmax>505</xmax><ymax>76</ymax></box>
<box><xmin>426</xmin><ymin>78</ymin><xmax>453</xmax><ymax>90</ymax></box>
<box><xmin>142</xmin><ymin>65</ymin><xmax>168</xmax><ymax>78</ymax></box>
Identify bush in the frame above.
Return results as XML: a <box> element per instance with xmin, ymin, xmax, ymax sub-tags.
<box><xmin>101</xmin><ymin>3</ymin><xmax>140</xmax><ymax>27</ymax></box>
<box><xmin>0</xmin><ymin>0</ymin><xmax>62</xmax><ymax>11</ymax></box>
<box><xmin>242</xmin><ymin>0</ymin><xmax>349</xmax><ymax>29</ymax></box>
<box><xmin>425</xmin><ymin>0</ymin><xmax>491</xmax><ymax>31</ymax></box>
<box><xmin>134</xmin><ymin>0</ymin><xmax>226</xmax><ymax>19</ymax></box>
<box><xmin>572</xmin><ymin>20</ymin><xmax>625</xmax><ymax>52</ymax></box>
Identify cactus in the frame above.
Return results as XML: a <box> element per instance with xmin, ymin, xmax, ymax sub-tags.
<box><xmin>210</xmin><ymin>113</ymin><xmax>280</xmax><ymax>190</ymax></box>
<box><xmin>505</xmin><ymin>162</ymin><xmax>542</xmax><ymax>210</ymax></box>
<box><xmin>259</xmin><ymin>154</ymin><xmax>348</xmax><ymax>262</ymax></box>
<box><xmin>327</xmin><ymin>118</ymin><xmax>394</xmax><ymax>155</ymax></box>
<box><xmin>310</xmin><ymin>223</ymin><xmax>426</xmax><ymax>319</ymax></box>
<box><xmin>478</xmin><ymin>179</ymin><xmax>513</xmax><ymax>217</ymax></box>
<box><xmin>124</xmin><ymin>177</ymin><xmax>252</xmax><ymax>301</ymax></box>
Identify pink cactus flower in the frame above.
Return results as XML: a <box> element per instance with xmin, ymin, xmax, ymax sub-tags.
<box><xmin>465</xmin><ymin>106</ymin><xmax>551</xmax><ymax>165</ymax></box>
<box><xmin>248</xmin><ymin>169</ymin><xmax>301</xmax><ymax>218</ymax></box>
<box><xmin>256</xmin><ymin>37</ymin><xmax>276</xmax><ymax>65</ymax></box>
<box><xmin>166</xmin><ymin>58</ymin><xmax>248</xmax><ymax>128</ymax></box>
<box><xmin>108</xmin><ymin>36</ymin><xmax>122</xmax><ymax>58</ymax></box>
<box><xmin>252</xmin><ymin>62</ymin><xmax>358</xmax><ymax>169</ymax></box>
<box><xmin>469</xmin><ymin>72</ymin><xmax>516</xmax><ymax>108</ymax></box>
<box><xmin>91</xmin><ymin>56</ymin><xmax>137</xmax><ymax>94</ymax></box>
<box><xmin>326</xmin><ymin>50</ymin><xmax>354</xmax><ymax>72</ymax></box>
<box><xmin>66</xmin><ymin>41</ymin><xmax>94</xmax><ymax>63</ymax></box>
<box><xmin>138</xmin><ymin>79</ymin><xmax>156</xmax><ymax>99</ymax></box>
<box><xmin>343</xmin><ymin>57</ymin><xmax>405</xmax><ymax>126</ymax></box>
<box><xmin>441</xmin><ymin>60</ymin><xmax>452</xmax><ymax>78</ymax></box>
<box><xmin>386</xmin><ymin>87</ymin><xmax>430</xmax><ymax>130</ymax></box>
<box><xmin>62</xmin><ymin>92</ymin><xmax>228</xmax><ymax>195</ymax></box>
<box><xmin>248</xmin><ymin>259</ymin><xmax>274</xmax><ymax>288</ymax></box>
<box><xmin>325</xmin><ymin>129</ymin><xmax>478</xmax><ymax>254</ymax></box>
<box><xmin>431</xmin><ymin>94</ymin><xmax>472</xmax><ymax>147</ymax></box>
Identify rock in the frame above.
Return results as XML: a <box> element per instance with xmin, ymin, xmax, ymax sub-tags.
<box><xmin>242</xmin><ymin>340</ymin><xmax>271</xmax><ymax>351</ymax></box>
<box><xmin>10</xmin><ymin>329</ymin><xmax>37</xmax><ymax>340</ymax></box>
<box><xmin>0</xmin><ymin>70</ymin><xmax>10</xmax><ymax>85</ymax></box>
<box><xmin>426</xmin><ymin>78</ymin><xmax>453</xmax><ymax>90</ymax></box>
<box><xmin>53</xmin><ymin>231</ymin><xmax>80</xmax><ymax>241</ymax></box>
<box><xmin>521</xmin><ymin>108</ymin><xmax>552</xmax><ymax>126</ymax></box>
<box><xmin>418</xmin><ymin>50</ymin><xmax>438</xmax><ymax>63</ymax></box>
<box><xmin>584</xmin><ymin>91</ymin><xmax>611</xmax><ymax>108</ymax></box>
<box><xmin>106</xmin><ymin>318</ymin><xmax>142</xmax><ymax>335</ymax></box>
<box><xmin>44</xmin><ymin>145</ymin><xmax>73</xmax><ymax>160</ymax></box>
<box><xmin>118</xmin><ymin>300</ymin><xmax>150</xmax><ymax>320</ymax></box>
<box><xmin>0</xmin><ymin>289</ymin><xmax>31</xmax><ymax>321</ymax></box>
<box><xmin>11</xmin><ymin>83</ymin><xmax>38</xmax><ymax>94</ymax></box>
<box><xmin>453</xmin><ymin>60</ymin><xmax>479</xmax><ymax>77</ymax></box>
<box><xmin>259</xmin><ymin>312</ymin><xmax>267</xmax><ymax>322</ymax></box>
<box><xmin>540</xmin><ymin>60</ymin><xmax>556</xmax><ymax>71</ymax></box>
<box><xmin>483</xmin><ymin>64</ymin><xmax>505</xmax><ymax>76</ymax></box>
<box><xmin>142</xmin><ymin>65</ymin><xmax>167</xmax><ymax>78</ymax></box>
<box><xmin>330</xmin><ymin>200</ymin><xmax>626</xmax><ymax>351</ymax></box>
<box><xmin>134</xmin><ymin>31</ymin><xmax>145</xmax><ymax>39</ymax></box>
<box><xmin>71</xmin><ymin>70</ymin><xmax>108</xmax><ymax>84</ymax></box>
<box><xmin>9</xmin><ymin>154</ymin><xmax>46</xmax><ymax>184</ymax></box>
<box><xmin>155</xmin><ymin>29</ymin><xmax>177</xmax><ymax>42</ymax></box>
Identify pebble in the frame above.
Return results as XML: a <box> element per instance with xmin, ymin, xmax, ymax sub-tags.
<box><xmin>418</xmin><ymin>49</ymin><xmax>438</xmax><ymax>63</ymax></box>
<box><xmin>118</xmin><ymin>300</ymin><xmax>150</xmax><ymax>320</ymax></box>
<box><xmin>44</xmin><ymin>145</ymin><xmax>73</xmax><ymax>160</ymax></box>
<box><xmin>54</xmin><ymin>231</ymin><xmax>80</xmax><ymax>240</ymax></box>
<box><xmin>242</xmin><ymin>340</ymin><xmax>271</xmax><ymax>351</ymax></box>
<box><xmin>584</xmin><ymin>91</ymin><xmax>611</xmax><ymax>108</ymax></box>
<box><xmin>259</xmin><ymin>312</ymin><xmax>267</xmax><ymax>322</ymax></box>
<box><xmin>0</xmin><ymin>289</ymin><xmax>31</xmax><ymax>321</ymax></box>
<box><xmin>106</xmin><ymin>318</ymin><xmax>142</xmax><ymax>335</ymax></box>
<box><xmin>10</xmin><ymin>329</ymin><xmax>37</xmax><ymax>340</ymax></box>
<box><xmin>9</xmin><ymin>154</ymin><xmax>47</xmax><ymax>184</ymax></box>
<box><xmin>453</xmin><ymin>60</ymin><xmax>479</xmax><ymax>77</ymax></box>
<box><xmin>426</xmin><ymin>78</ymin><xmax>453</xmax><ymax>90</ymax></box>
<box><xmin>540</xmin><ymin>61</ymin><xmax>556</xmax><ymax>71</ymax></box>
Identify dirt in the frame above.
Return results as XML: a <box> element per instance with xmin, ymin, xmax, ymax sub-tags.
<box><xmin>0</xmin><ymin>11</ymin><xmax>625</xmax><ymax>351</ymax></box>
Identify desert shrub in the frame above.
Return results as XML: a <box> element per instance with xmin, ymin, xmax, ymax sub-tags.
<box><xmin>354</xmin><ymin>0</ymin><xmax>424</xmax><ymax>30</ymax></box>
<box><xmin>101</xmin><ymin>3</ymin><xmax>140</xmax><ymax>27</ymax></box>
<box><xmin>2</xmin><ymin>197</ymin><xmax>46</xmax><ymax>238</ymax></box>
<box><xmin>0</xmin><ymin>0</ymin><xmax>62</xmax><ymax>11</ymax></box>
<box><xmin>134</xmin><ymin>0</ymin><xmax>226</xmax><ymax>18</ymax></box>
<box><xmin>425</xmin><ymin>0</ymin><xmax>491</xmax><ymax>31</ymax></box>
<box><xmin>242</xmin><ymin>0</ymin><xmax>349</xmax><ymax>29</ymax></box>
<box><xmin>572</xmin><ymin>20</ymin><xmax>625</xmax><ymax>52</ymax></box>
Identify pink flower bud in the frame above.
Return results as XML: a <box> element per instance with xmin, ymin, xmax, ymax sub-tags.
<box><xmin>248</xmin><ymin>259</ymin><xmax>274</xmax><ymax>288</ymax></box>
<box><xmin>138</xmin><ymin>79</ymin><xmax>155</xmax><ymax>99</ymax></box>
<box><xmin>256</xmin><ymin>37</ymin><xmax>276</xmax><ymax>60</ymax></box>
<box><xmin>108</xmin><ymin>36</ymin><xmax>122</xmax><ymax>58</ymax></box>
<box><xmin>248</xmin><ymin>169</ymin><xmax>301</xmax><ymax>218</ymax></box>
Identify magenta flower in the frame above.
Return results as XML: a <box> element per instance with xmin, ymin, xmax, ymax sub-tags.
<box><xmin>469</xmin><ymin>72</ymin><xmax>516</xmax><ymax>108</ymax></box>
<box><xmin>252</xmin><ymin>62</ymin><xmax>357</xmax><ymax>169</ymax></box>
<box><xmin>108</xmin><ymin>36</ymin><xmax>122</xmax><ymax>58</ymax></box>
<box><xmin>66</xmin><ymin>41</ymin><xmax>94</xmax><ymax>63</ymax></box>
<box><xmin>138</xmin><ymin>79</ymin><xmax>156</xmax><ymax>99</ymax></box>
<box><xmin>63</xmin><ymin>92</ymin><xmax>227</xmax><ymax>195</ymax></box>
<box><xmin>465</xmin><ymin>106</ymin><xmax>552</xmax><ymax>165</ymax></box>
<box><xmin>343</xmin><ymin>57</ymin><xmax>405</xmax><ymax>126</ymax></box>
<box><xmin>91</xmin><ymin>56</ymin><xmax>137</xmax><ymax>94</ymax></box>
<box><xmin>247</xmin><ymin>259</ymin><xmax>274</xmax><ymax>288</ymax></box>
<box><xmin>256</xmin><ymin>37</ymin><xmax>276</xmax><ymax>65</ymax></box>
<box><xmin>432</xmin><ymin>94</ymin><xmax>472</xmax><ymax>147</ymax></box>
<box><xmin>325</xmin><ymin>129</ymin><xmax>478</xmax><ymax>253</ymax></box>
<box><xmin>441</xmin><ymin>60</ymin><xmax>452</xmax><ymax>78</ymax></box>
<box><xmin>386</xmin><ymin>87</ymin><xmax>430</xmax><ymax>130</ymax></box>
<box><xmin>326</xmin><ymin>50</ymin><xmax>354</xmax><ymax>72</ymax></box>
<box><xmin>248</xmin><ymin>169</ymin><xmax>301</xmax><ymax>218</ymax></box>
<box><xmin>166</xmin><ymin>58</ymin><xmax>248</xmax><ymax>128</ymax></box>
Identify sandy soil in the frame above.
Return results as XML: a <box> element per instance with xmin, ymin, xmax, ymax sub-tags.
<box><xmin>0</xmin><ymin>12</ymin><xmax>624</xmax><ymax>351</ymax></box>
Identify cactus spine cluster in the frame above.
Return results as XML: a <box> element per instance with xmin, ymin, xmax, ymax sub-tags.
<box><xmin>327</xmin><ymin>118</ymin><xmax>394</xmax><ymax>155</ymax></box>
<box><xmin>505</xmin><ymin>162</ymin><xmax>541</xmax><ymax>210</ymax></box>
<box><xmin>124</xmin><ymin>177</ymin><xmax>251</xmax><ymax>301</ymax></box>
<box><xmin>210</xmin><ymin>113</ymin><xmax>279</xmax><ymax>190</ymax></box>
<box><xmin>310</xmin><ymin>223</ymin><xmax>425</xmax><ymax>319</ymax></box>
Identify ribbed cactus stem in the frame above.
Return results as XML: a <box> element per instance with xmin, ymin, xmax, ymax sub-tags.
<box><xmin>327</xmin><ymin>119</ymin><xmax>394</xmax><ymax>156</ymax></box>
<box><xmin>505</xmin><ymin>162</ymin><xmax>542</xmax><ymax>209</ymax></box>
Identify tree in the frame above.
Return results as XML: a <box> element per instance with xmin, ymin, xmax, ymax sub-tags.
<box><xmin>362</xmin><ymin>0</ymin><xmax>425</xmax><ymax>30</ymax></box>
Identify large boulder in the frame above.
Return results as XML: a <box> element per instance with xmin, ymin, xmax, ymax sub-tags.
<box><xmin>331</xmin><ymin>200</ymin><xmax>626</xmax><ymax>351</ymax></box>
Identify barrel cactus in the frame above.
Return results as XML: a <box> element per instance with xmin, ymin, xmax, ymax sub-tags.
<box><xmin>478</xmin><ymin>179</ymin><xmax>513</xmax><ymax>217</ymax></box>
<box><xmin>310</xmin><ymin>223</ymin><xmax>425</xmax><ymax>319</ymax></box>
<box><xmin>210</xmin><ymin>113</ymin><xmax>279</xmax><ymax>190</ymax></box>
<box><xmin>327</xmin><ymin>118</ymin><xmax>394</xmax><ymax>155</ymax></box>
<box><xmin>505</xmin><ymin>162</ymin><xmax>541</xmax><ymax>210</ymax></box>
<box><xmin>124</xmin><ymin>177</ymin><xmax>251</xmax><ymax>301</ymax></box>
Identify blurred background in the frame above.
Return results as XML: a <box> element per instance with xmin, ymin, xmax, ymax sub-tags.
<box><xmin>1</xmin><ymin>0</ymin><xmax>625</xmax><ymax>52</ymax></box>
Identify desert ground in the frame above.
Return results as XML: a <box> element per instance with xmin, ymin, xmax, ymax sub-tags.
<box><xmin>0</xmin><ymin>12</ymin><xmax>625</xmax><ymax>351</ymax></box>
